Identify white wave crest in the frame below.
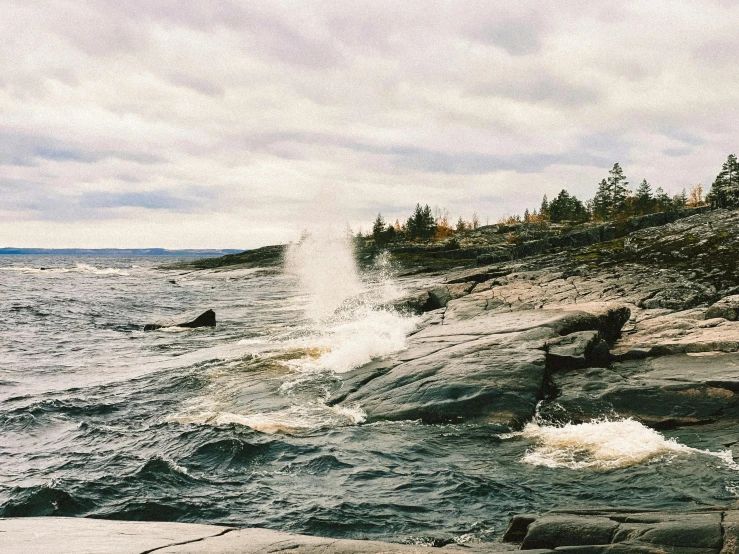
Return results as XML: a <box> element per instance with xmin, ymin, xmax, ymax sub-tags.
<box><xmin>168</xmin><ymin>404</ymin><xmax>366</xmax><ymax>435</ymax></box>
<box><xmin>519</xmin><ymin>418</ymin><xmax>736</xmax><ymax>470</ymax></box>
<box><xmin>0</xmin><ymin>264</ymin><xmax>128</xmax><ymax>275</ymax></box>
<box><xmin>283</xmin><ymin>229</ymin><xmax>417</xmax><ymax>374</ymax></box>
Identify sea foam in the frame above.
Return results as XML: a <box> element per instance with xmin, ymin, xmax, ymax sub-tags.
<box><xmin>519</xmin><ymin>418</ymin><xmax>736</xmax><ymax>470</ymax></box>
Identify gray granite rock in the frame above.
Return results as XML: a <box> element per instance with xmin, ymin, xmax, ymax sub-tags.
<box><xmin>0</xmin><ymin>516</ymin><xmax>233</xmax><ymax>554</ymax></box>
<box><xmin>506</xmin><ymin>509</ymin><xmax>729</xmax><ymax>553</ymax></box>
<box><xmin>332</xmin><ymin>305</ymin><xmax>629</xmax><ymax>426</ymax></box>
<box><xmin>0</xmin><ymin>517</ymin><xmax>525</xmax><ymax>554</ymax></box>
<box><xmin>538</xmin><ymin>353</ymin><xmax>739</xmax><ymax>427</ymax></box>
<box><xmin>706</xmin><ymin>295</ymin><xmax>739</xmax><ymax>321</ymax></box>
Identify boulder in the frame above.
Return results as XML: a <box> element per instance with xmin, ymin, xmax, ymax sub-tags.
<box><xmin>143</xmin><ymin>309</ymin><xmax>216</xmax><ymax>331</ymax></box>
<box><xmin>706</xmin><ymin>295</ymin><xmax>739</xmax><ymax>321</ymax></box>
<box><xmin>546</xmin><ymin>330</ymin><xmax>611</xmax><ymax>369</ymax></box>
<box><xmin>506</xmin><ymin>509</ymin><xmax>726</xmax><ymax>553</ymax></box>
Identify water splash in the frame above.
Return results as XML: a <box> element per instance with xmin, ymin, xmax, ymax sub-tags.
<box><xmin>518</xmin><ymin>418</ymin><xmax>737</xmax><ymax>470</ymax></box>
<box><xmin>284</xmin><ymin>231</ymin><xmax>364</xmax><ymax>321</ymax></box>
<box><xmin>283</xmin><ymin>229</ymin><xmax>417</xmax><ymax>374</ymax></box>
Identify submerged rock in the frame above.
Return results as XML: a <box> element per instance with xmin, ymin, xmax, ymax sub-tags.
<box><xmin>143</xmin><ymin>309</ymin><xmax>216</xmax><ymax>331</ymax></box>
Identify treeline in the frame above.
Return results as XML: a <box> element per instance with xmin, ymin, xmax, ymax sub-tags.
<box><xmin>370</xmin><ymin>205</ymin><xmax>482</xmax><ymax>247</ymax></box>
<box><xmin>367</xmin><ymin>154</ymin><xmax>739</xmax><ymax>245</ymax></box>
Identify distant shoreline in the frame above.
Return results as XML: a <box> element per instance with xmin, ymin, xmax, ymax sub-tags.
<box><xmin>0</xmin><ymin>247</ymin><xmax>243</xmax><ymax>257</ymax></box>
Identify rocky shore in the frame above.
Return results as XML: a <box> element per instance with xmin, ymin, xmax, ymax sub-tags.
<box><xmin>9</xmin><ymin>208</ymin><xmax>739</xmax><ymax>552</ymax></box>
<box><xmin>332</xmin><ymin>208</ymin><xmax>739</xmax><ymax>432</ymax></box>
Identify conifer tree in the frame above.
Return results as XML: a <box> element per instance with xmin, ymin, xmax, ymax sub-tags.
<box><xmin>708</xmin><ymin>154</ymin><xmax>739</xmax><ymax>208</ymax></box>
<box><xmin>654</xmin><ymin>187</ymin><xmax>671</xmax><ymax>212</ymax></box>
<box><xmin>634</xmin><ymin>179</ymin><xmax>654</xmax><ymax>215</ymax></box>
<box><xmin>548</xmin><ymin>190</ymin><xmax>589</xmax><ymax>223</ymax></box>
<box><xmin>607</xmin><ymin>163</ymin><xmax>629</xmax><ymax>218</ymax></box>
<box><xmin>406</xmin><ymin>204</ymin><xmax>437</xmax><ymax>240</ymax></box>
<box><xmin>592</xmin><ymin>179</ymin><xmax>611</xmax><ymax>221</ymax></box>
<box><xmin>540</xmin><ymin>195</ymin><xmax>550</xmax><ymax>220</ymax></box>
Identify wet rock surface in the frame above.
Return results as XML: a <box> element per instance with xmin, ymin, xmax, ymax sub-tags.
<box><xmin>331</xmin><ymin>304</ymin><xmax>630</xmax><ymax>426</ymax></box>
<box><xmin>367</xmin><ymin>209</ymin><xmax>739</xmax><ymax>432</ymax></box>
<box><xmin>502</xmin><ymin>506</ymin><xmax>739</xmax><ymax>553</ymax></box>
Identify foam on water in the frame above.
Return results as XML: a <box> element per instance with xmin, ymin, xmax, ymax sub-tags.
<box><xmin>0</xmin><ymin>263</ymin><xmax>128</xmax><ymax>275</ymax></box>
<box><xmin>518</xmin><ymin>418</ymin><xmax>737</xmax><ymax>470</ymax></box>
<box><xmin>169</xmin><ymin>231</ymin><xmax>415</xmax><ymax>434</ymax></box>
<box><xmin>168</xmin><ymin>404</ymin><xmax>366</xmax><ymax>435</ymax></box>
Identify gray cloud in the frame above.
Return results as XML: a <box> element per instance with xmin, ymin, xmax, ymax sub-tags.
<box><xmin>2</xmin><ymin>1</ymin><xmax>739</xmax><ymax>248</ymax></box>
<box><xmin>467</xmin><ymin>14</ymin><xmax>545</xmax><ymax>56</ymax></box>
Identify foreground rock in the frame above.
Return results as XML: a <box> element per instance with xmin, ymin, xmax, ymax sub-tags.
<box><xmin>502</xmin><ymin>506</ymin><xmax>739</xmax><ymax>553</ymax></box>
<box><xmin>143</xmin><ymin>309</ymin><xmax>216</xmax><ymax>331</ymax></box>
<box><xmin>0</xmin><ymin>517</ymin><xmax>519</xmax><ymax>553</ymax></box>
<box><xmin>4</xmin><ymin>509</ymin><xmax>738</xmax><ymax>553</ymax></box>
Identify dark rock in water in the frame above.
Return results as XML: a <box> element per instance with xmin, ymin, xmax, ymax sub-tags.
<box><xmin>502</xmin><ymin>514</ymin><xmax>538</xmax><ymax>543</ymax></box>
<box><xmin>143</xmin><ymin>309</ymin><xmax>216</xmax><ymax>331</ymax></box>
<box><xmin>706</xmin><ymin>295</ymin><xmax>739</xmax><ymax>321</ymax></box>
<box><xmin>506</xmin><ymin>508</ymin><xmax>727</xmax><ymax>553</ymax></box>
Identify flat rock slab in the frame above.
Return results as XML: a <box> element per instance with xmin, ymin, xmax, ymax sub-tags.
<box><xmin>331</xmin><ymin>305</ymin><xmax>629</xmax><ymax>426</ymax></box>
<box><xmin>0</xmin><ymin>517</ymin><xmax>233</xmax><ymax>554</ymax></box>
<box><xmin>0</xmin><ymin>517</ymin><xmax>523</xmax><ymax>554</ymax></box>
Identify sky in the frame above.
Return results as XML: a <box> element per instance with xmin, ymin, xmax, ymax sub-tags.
<box><xmin>2</xmin><ymin>1</ymin><xmax>739</xmax><ymax>249</ymax></box>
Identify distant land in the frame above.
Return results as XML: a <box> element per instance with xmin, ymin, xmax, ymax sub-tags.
<box><xmin>0</xmin><ymin>247</ymin><xmax>243</xmax><ymax>257</ymax></box>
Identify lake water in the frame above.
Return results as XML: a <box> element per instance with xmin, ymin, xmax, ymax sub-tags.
<box><xmin>1</xmin><ymin>251</ymin><xmax>737</xmax><ymax>546</ymax></box>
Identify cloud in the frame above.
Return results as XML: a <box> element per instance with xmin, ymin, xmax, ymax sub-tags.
<box><xmin>1</xmin><ymin>0</ymin><xmax>738</xmax><ymax>247</ymax></box>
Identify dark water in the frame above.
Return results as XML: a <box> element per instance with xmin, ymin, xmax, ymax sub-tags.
<box><xmin>1</xmin><ymin>255</ymin><xmax>737</xmax><ymax>546</ymax></box>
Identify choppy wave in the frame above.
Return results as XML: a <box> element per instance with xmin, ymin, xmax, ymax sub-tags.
<box><xmin>168</xmin><ymin>404</ymin><xmax>366</xmax><ymax>435</ymax></box>
<box><xmin>518</xmin><ymin>418</ymin><xmax>737</xmax><ymax>470</ymax></box>
<box><xmin>0</xmin><ymin>263</ymin><xmax>129</xmax><ymax>275</ymax></box>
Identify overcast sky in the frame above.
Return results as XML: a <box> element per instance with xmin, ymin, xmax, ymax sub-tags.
<box><xmin>2</xmin><ymin>1</ymin><xmax>738</xmax><ymax>248</ymax></box>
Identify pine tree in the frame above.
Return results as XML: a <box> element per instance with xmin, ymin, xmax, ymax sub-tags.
<box><xmin>523</xmin><ymin>208</ymin><xmax>530</xmax><ymax>222</ymax></box>
<box><xmin>372</xmin><ymin>213</ymin><xmax>390</xmax><ymax>247</ymax></box>
<box><xmin>592</xmin><ymin>179</ymin><xmax>611</xmax><ymax>221</ymax></box>
<box><xmin>372</xmin><ymin>213</ymin><xmax>386</xmax><ymax>238</ymax></box>
<box><xmin>456</xmin><ymin>216</ymin><xmax>467</xmax><ymax>232</ymax></box>
<box><xmin>607</xmin><ymin>163</ymin><xmax>628</xmax><ymax>218</ymax></box>
<box><xmin>654</xmin><ymin>187</ymin><xmax>671</xmax><ymax>212</ymax></box>
<box><xmin>548</xmin><ymin>190</ymin><xmax>589</xmax><ymax>223</ymax></box>
<box><xmin>406</xmin><ymin>204</ymin><xmax>437</xmax><ymax>240</ymax></box>
<box><xmin>708</xmin><ymin>154</ymin><xmax>739</xmax><ymax>208</ymax></box>
<box><xmin>540</xmin><ymin>195</ymin><xmax>550</xmax><ymax>220</ymax></box>
<box><xmin>634</xmin><ymin>179</ymin><xmax>654</xmax><ymax>215</ymax></box>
